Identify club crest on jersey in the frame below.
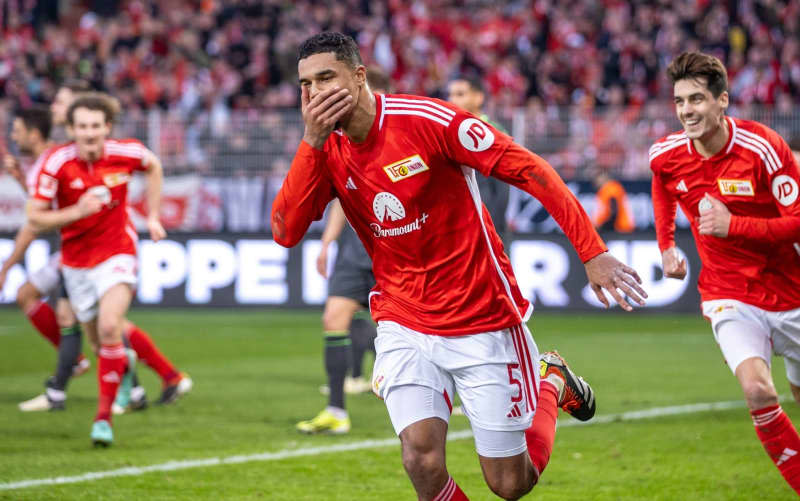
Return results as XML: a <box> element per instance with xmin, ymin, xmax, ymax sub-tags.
<box><xmin>382</xmin><ymin>155</ymin><xmax>430</xmax><ymax>183</ymax></box>
<box><xmin>103</xmin><ymin>172</ymin><xmax>131</xmax><ymax>188</ymax></box>
<box><xmin>772</xmin><ymin>175</ymin><xmax>799</xmax><ymax>207</ymax></box>
<box><xmin>717</xmin><ymin>179</ymin><xmax>754</xmax><ymax>196</ymax></box>
<box><xmin>458</xmin><ymin>118</ymin><xmax>495</xmax><ymax>152</ymax></box>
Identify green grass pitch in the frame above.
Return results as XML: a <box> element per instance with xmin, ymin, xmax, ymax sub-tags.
<box><xmin>0</xmin><ymin>309</ymin><xmax>796</xmax><ymax>500</ymax></box>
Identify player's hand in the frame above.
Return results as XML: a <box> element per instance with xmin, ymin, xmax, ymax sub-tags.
<box><xmin>316</xmin><ymin>242</ymin><xmax>330</xmax><ymax>278</ymax></box>
<box><xmin>697</xmin><ymin>193</ymin><xmax>730</xmax><ymax>237</ymax></box>
<box><xmin>301</xmin><ymin>86</ymin><xmax>353</xmax><ymax>149</ymax></box>
<box><xmin>76</xmin><ymin>192</ymin><xmax>104</xmax><ymax>218</ymax></box>
<box><xmin>661</xmin><ymin>247</ymin><xmax>687</xmax><ymax>279</ymax></box>
<box><xmin>147</xmin><ymin>218</ymin><xmax>167</xmax><ymax>242</ymax></box>
<box><xmin>584</xmin><ymin>252</ymin><xmax>647</xmax><ymax>311</ymax></box>
<box><xmin>2</xmin><ymin>153</ymin><xmax>20</xmax><ymax>176</ymax></box>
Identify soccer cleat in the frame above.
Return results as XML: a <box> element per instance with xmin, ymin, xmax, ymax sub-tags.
<box><xmin>72</xmin><ymin>357</ymin><xmax>91</xmax><ymax>377</ymax></box>
<box><xmin>90</xmin><ymin>420</ymin><xmax>113</xmax><ymax>447</ymax></box>
<box><xmin>296</xmin><ymin>409</ymin><xmax>351</xmax><ymax>434</ymax></box>
<box><xmin>539</xmin><ymin>351</ymin><xmax>596</xmax><ymax>421</ymax></box>
<box><xmin>112</xmin><ymin>349</ymin><xmax>138</xmax><ymax>413</ymax></box>
<box><xmin>18</xmin><ymin>393</ymin><xmax>65</xmax><ymax>412</ymax></box>
<box><xmin>112</xmin><ymin>386</ymin><xmax>148</xmax><ymax>415</ymax></box>
<box><xmin>156</xmin><ymin>373</ymin><xmax>193</xmax><ymax>405</ymax></box>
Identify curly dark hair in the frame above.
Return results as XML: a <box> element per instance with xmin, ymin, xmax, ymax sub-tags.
<box><xmin>298</xmin><ymin>32</ymin><xmax>363</xmax><ymax>68</ymax></box>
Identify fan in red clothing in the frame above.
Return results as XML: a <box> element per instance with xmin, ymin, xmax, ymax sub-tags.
<box><xmin>650</xmin><ymin>51</ymin><xmax>800</xmax><ymax>494</ymax></box>
<box><xmin>273</xmin><ymin>32</ymin><xmax>647</xmax><ymax>501</ymax></box>
<box><xmin>26</xmin><ymin>93</ymin><xmax>168</xmax><ymax>447</ymax></box>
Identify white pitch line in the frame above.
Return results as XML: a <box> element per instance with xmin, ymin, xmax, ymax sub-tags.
<box><xmin>0</xmin><ymin>398</ymin><xmax>772</xmax><ymax>491</ymax></box>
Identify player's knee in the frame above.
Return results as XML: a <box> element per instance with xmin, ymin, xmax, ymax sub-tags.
<box><xmin>55</xmin><ymin>301</ymin><xmax>76</xmax><ymax>328</ymax></box>
<box><xmin>741</xmin><ymin>378</ymin><xmax>778</xmax><ymax>409</ymax></box>
<box><xmin>401</xmin><ymin>446</ymin><xmax>445</xmax><ymax>481</ymax></box>
<box><xmin>16</xmin><ymin>282</ymin><xmax>39</xmax><ymax>311</ymax></box>
<box><xmin>486</xmin><ymin>473</ymin><xmax>534</xmax><ymax>501</ymax></box>
<box><xmin>97</xmin><ymin>317</ymin><xmax>122</xmax><ymax>344</ymax></box>
<box><xmin>321</xmin><ymin>309</ymin><xmax>347</xmax><ymax>332</ymax></box>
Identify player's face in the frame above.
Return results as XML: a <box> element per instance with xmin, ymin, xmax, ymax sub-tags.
<box><xmin>11</xmin><ymin>118</ymin><xmax>33</xmax><ymax>155</ymax></box>
<box><xmin>68</xmin><ymin>107</ymin><xmax>111</xmax><ymax>160</ymax></box>
<box><xmin>447</xmin><ymin>81</ymin><xmax>482</xmax><ymax>115</ymax></box>
<box><xmin>298</xmin><ymin>52</ymin><xmax>363</xmax><ymax>119</ymax></box>
<box><xmin>673</xmin><ymin>78</ymin><xmax>729</xmax><ymax>141</ymax></box>
<box><xmin>51</xmin><ymin>88</ymin><xmax>74</xmax><ymax>127</ymax></box>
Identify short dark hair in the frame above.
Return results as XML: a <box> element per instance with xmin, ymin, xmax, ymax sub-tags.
<box><xmin>667</xmin><ymin>51</ymin><xmax>728</xmax><ymax>98</ymax></box>
<box><xmin>367</xmin><ymin>66</ymin><xmax>391</xmax><ymax>93</ymax></box>
<box><xmin>14</xmin><ymin>105</ymin><xmax>52</xmax><ymax>140</ymax></box>
<box><xmin>66</xmin><ymin>92</ymin><xmax>120</xmax><ymax>125</ymax></box>
<box><xmin>452</xmin><ymin>76</ymin><xmax>485</xmax><ymax>95</ymax></box>
<box><xmin>298</xmin><ymin>32</ymin><xmax>363</xmax><ymax>68</ymax></box>
<box><xmin>59</xmin><ymin>79</ymin><xmax>92</xmax><ymax>94</ymax></box>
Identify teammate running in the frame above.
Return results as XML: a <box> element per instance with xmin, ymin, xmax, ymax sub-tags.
<box><xmin>651</xmin><ymin>51</ymin><xmax>800</xmax><ymax>493</ymax></box>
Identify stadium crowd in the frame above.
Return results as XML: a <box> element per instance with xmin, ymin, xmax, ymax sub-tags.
<box><xmin>1</xmin><ymin>0</ymin><xmax>799</xmax><ymax>179</ymax></box>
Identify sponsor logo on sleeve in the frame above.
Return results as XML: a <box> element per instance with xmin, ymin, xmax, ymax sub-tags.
<box><xmin>458</xmin><ymin>118</ymin><xmax>495</xmax><ymax>152</ymax></box>
<box><xmin>382</xmin><ymin>155</ymin><xmax>430</xmax><ymax>182</ymax></box>
<box><xmin>772</xmin><ymin>175</ymin><xmax>799</xmax><ymax>207</ymax></box>
<box><xmin>717</xmin><ymin>179</ymin><xmax>754</xmax><ymax>196</ymax></box>
<box><xmin>37</xmin><ymin>174</ymin><xmax>58</xmax><ymax>198</ymax></box>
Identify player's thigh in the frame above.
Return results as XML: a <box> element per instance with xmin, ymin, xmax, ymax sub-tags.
<box><xmin>386</xmin><ymin>384</ymin><xmax>452</xmax><ymax>438</ymax></box>
<box><xmin>26</xmin><ymin>252</ymin><xmax>61</xmax><ymax>299</ymax></box>
<box><xmin>768</xmin><ymin>307</ymin><xmax>800</xmax><ymax>386</ymax></box>
<box><xmin>321</xmin><ymin>296</ymin><xmax>362</xmax><ymax>331</ymax></box>
<box><xmin>97</xmin><ymin>284</ymin><xmax>133</xmax><ymax>340</ymax></box>
<box><xmin>61</xmin><ymin>265</ymin><xmax>99</xmax><ymax>324</ymax></box>
<box><xmin>703</xmin><ymin>300</ymin><xmax>772</xmax><ymax>375</ymax></box>
<box><xmin>449</xmin><ymin>325</ymin><xmax>538</xmax><ymax>440</ymax></box>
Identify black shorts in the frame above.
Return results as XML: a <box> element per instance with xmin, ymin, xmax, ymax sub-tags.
<box><xmin>328</xmin><ymin>226</ymin><xmax>375</xmax><ymax>307</ymax></box>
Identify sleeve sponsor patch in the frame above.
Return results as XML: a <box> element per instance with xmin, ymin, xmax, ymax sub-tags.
<box><xmin>37</xmin><ymin>173</ymin><xmax>58</xmax><ymax>199</ymax></box>
<box><xmin>457</xmin><ymin>118</ymin><xmax>495</xmax><ymax>152</ymax></box>
<box><xmin>772</xmin><ymin>175</ymin><xmax>799</xmax><ymax>207</ymax></box>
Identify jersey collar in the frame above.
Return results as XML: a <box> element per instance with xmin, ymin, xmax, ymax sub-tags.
<box><xmin>687</xmin><ymin>115</ymin><xmax>736</xmax><ymax>160</ymax></box>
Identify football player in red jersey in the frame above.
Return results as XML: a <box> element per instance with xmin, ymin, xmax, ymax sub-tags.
<box><xmin>651</xmin><ymin>51</ymin><xmax>800</xmax><ymax>493</ymax></box>
<box><xmin>26</xmin><ymin>93</ymin><xmax>168</xmax><ymax>446</ymax></box>
<box><xmin>273</xmin><ymin>32</ymin><xmax>647</xmax><ymax>501</ymax></box>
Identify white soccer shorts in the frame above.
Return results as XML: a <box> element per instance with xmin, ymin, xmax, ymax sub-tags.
<box><xmin>61</xmin><ymin>254</ymin><xmax>137</xmax><ymax>323</ymax></box>
<box><xmin>703</xmin><ymin>299</ymin><xmax>800</xmax><ymax>385</ymax></box>
<box><xmin>28</xmin><ymin>251</ymin><xmax>62</xmax><ymax>296</ymax></box>
<box><xmin>372</xmin><ymin>320</ymin><xmax>541</xmax><ymax>458</ymax></box>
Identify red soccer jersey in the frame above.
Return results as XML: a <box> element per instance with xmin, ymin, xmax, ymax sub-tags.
<box><xmin>273</xmin><ymin>93</ymin><xmax>606</xmax><ymax>335</ymax></box>
<box><xmin>32</xmin><ymin>139</ymin><xmax>148</xmax><ymax>268</ymax></box>
<box><xmin>650</xmin><ymin>116</ymin><xmax>800</xmax><ymax>311</ymax></box>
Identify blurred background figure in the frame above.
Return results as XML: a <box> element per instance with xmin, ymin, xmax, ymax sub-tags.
<box><xmin>592</xmin><ymin>169</ymin><xmax>635</xmax><ymax>233</ymax></box>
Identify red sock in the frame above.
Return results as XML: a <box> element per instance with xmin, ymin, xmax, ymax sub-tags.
<box><xmin>433</xmin><ymin>476</ymin><xmax>468</xmax><ymax>501</ymax></box>
<box><xmin>524</xmin><ymin>380</ymin><xmax>559</xmax><ymax>479</ymax></box>
<box><xmin>125</xmin><ymin>323</ymin><xmax>180</xmax><ymax>385</ymax></box>
<box><xmin>752</xmin><ymin>405</ymin><xmax>800</xmax><ymax>492</ymax></box>
<box><xmin>96</xmin><ymin>344</ymin><xmax>127</xmax><ymax>423</ymax></box>
<box><xmin>26</xmin><ymin>300</ymin><xmax>60</xmax><ymax>348</ymax></box>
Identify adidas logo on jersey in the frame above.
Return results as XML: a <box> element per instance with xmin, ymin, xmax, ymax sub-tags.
<box><xmin>70</xmin><ymin>178</ymin><xmax>85</xmax><ymax>190</ymax></box>
<box><xmin>777</xmin><ymin>448</ymin><xmax>797</xmax><ymax>466</ymax></box>
<box><xmin>676</xmin><ymin>179</ymin><xmax>688</xmax><ymax>192</ymax></box>
<box><xmin>346</xmin><ymin>177</ymin><xmax>357</xmax><ymax>190</ymax></box>
<box><xmin>507</xmin><ymin>404</ymin><xmax>522</xmax><ymax>418</ymax></box>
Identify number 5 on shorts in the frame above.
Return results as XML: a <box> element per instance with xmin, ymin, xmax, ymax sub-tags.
<box><xmin>507</xmin><ymin>363</ymin><xmax>522</xmax><ymax>403</ymax></box>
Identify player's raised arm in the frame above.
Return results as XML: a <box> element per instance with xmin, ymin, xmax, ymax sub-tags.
<box><xmin>490</xmin><ymin>142</ymin><xmax>647</xmax><ymax>311</ymax></box>
<box><xmin>271</xmin><ymin>86</ymin><xmax>343</xmax><ymax>248</ymax></box>
<box><xmin>141</xmin><ymin>149</ymin><xmax>166</xmax><ymax>242</ymax></box>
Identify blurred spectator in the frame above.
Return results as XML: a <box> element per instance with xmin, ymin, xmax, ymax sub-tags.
<box><xmin>592</xmin><ymin>169</ymin><xmax>635</xmax><ymax>233</ymax></box>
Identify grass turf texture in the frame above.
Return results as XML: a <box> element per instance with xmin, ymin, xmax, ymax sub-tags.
<box><xmin>0</xmin><ymin>309</ymin><xmax>796</xmax><ymax>500</ymax></box>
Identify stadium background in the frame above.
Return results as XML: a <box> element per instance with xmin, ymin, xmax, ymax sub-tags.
<box><xmin>1</xmin><ymin>1</ymin><xmax>800</xmax><ymax>499</ymax></box>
